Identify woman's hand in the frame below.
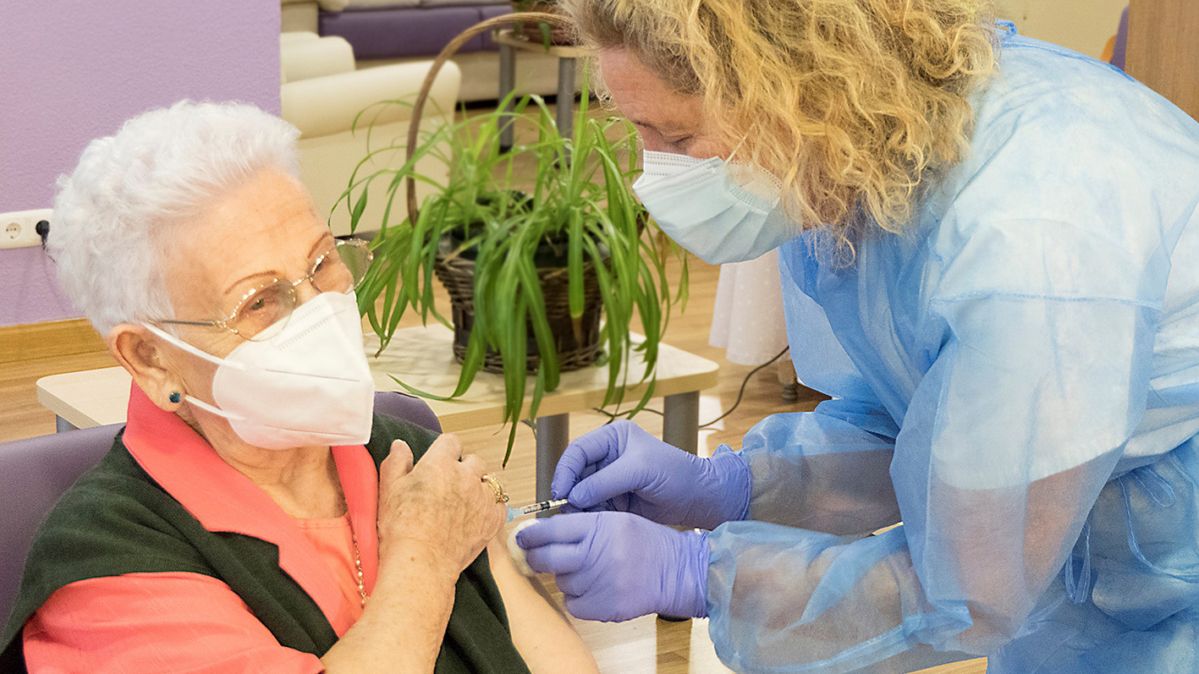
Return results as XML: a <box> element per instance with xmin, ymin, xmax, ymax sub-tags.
<box><xmin>517</xmin><ymin>511</ymin><xmax>710</xmax><ymax>623</ymax></box>
<box><xmin>377</xmin><ymin>435</ymin><xmax>507</xmax><ymax>575</ymax></box>
<box><xmin>327</xmin><ymin>435</ymin><xmax>504</xmax><ymax>674</ymax></box>
<box><xmin>552</xmin><ymin>420</ymin><xmax>752</xmax><ymax>530</ymax></box>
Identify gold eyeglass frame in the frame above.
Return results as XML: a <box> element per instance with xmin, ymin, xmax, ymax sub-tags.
<box><xmin>153</xmin><ymin>238</ymin><xmax>373</xmax><ymax>341</ymax></box>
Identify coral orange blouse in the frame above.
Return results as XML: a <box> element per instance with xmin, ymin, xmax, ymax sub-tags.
<box><xmin>22</xmin><ymin>385</ymin><xmax>380</xmax><ymax>673</ymax></box>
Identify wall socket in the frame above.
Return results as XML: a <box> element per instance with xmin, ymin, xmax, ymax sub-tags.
<box><xmin>0</xmin><ymin>209</ymin><xmax>52</xmax><ymax>250</ymax></box>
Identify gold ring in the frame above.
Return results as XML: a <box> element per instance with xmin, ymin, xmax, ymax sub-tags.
<box><xmin>481</xmin><ymin>474</ymin><xmax>508</xmax><ymax>504</ymax></box>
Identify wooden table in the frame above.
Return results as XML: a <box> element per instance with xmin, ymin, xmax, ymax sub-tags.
<box><xmin>493</xmin><ymin>28</ymin><xmax>590</xmax><ymax>149</ymax></box>
<box><xmin>37</xmin><ymin>324</ymin><xmax>720</xmax><ymax>503</ymax></box>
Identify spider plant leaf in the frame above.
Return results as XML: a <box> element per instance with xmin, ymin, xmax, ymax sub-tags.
<box><xmin>365</xmin><ymin>305</ymin><xmax>384</xmax><ymax>344</ymax></box>
<box><xmin>500</xmin><ymin>293</ymin><xmax>529</xmax><ymax>456</ymax></box>
<box><xmin>380</xmin><ymin>257</ymin><xmax>400</xmax><ymax>328</ymax></box>
<box><xmin>512</xmin><ymin>365</ymin><xmax>547</xmax><ymax>466</ymax></box>
<box><xmin>583</xmin><ymin>236</ymin><xmax>624</xmax><ymax>407</ymax></box>
<box><xmin>623</xmin><ymin>376</ymin><xmax>657</xmax><ymax>419</ymax></box>
<box><xmin>677</xmin><ymin>254</ymin><xmax>690</xmax><ymax>309</ymax></box>
<box><xmin>388</xmin><ymin>375</ymin><xmax>458</xmax><ymax>402</ymax></box>
<box><xmin>376</xmin><ymin>176</ymin><xmax>406</xmax><ymax>237</ymax></box>
<box><xmin>347</xmin><ymin>177</ymin><xmax>373</xmax><ymax>233</ymax></box>
<box><xmin>568</xmin><ymin>209</ymin><xmax>584</xmax><ymax>319</ymax></box>
<box><xmin>450</xmin><ymin>326</ymin><xmax>485</xmax><ymax>398</ymax></box>
<box><xmin>518</xmin><ymin>257</ymin><xmax>560</xmax><ymax>392</ymax></box>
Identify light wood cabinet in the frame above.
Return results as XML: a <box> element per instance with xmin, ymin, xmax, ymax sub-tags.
<box><xmin>1126</xmin><ymin>0</ymin><xmax>1199</xmax><ymax>120</ymax></box>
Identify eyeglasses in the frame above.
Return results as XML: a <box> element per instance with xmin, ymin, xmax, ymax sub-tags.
<box><xmin>154</xmin><ymin>238</ymin><xmax>373</xmax><ymax>341</ymax></box>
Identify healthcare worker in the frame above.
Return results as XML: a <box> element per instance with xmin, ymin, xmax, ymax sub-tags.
<box><xmin>516</xmin><ymin>1</ymin><xmax>1199</xmax><ymax>672</ymax></box>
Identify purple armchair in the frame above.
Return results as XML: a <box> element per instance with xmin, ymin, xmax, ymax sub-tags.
<box><xmin>0</xmin><ymin>391</ymin><xmax>440</xmax><ymax>624</ymax></box>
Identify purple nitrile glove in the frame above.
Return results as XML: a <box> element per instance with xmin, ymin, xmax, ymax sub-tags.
<box><xmin>516</xmin><ymin>511</ymin><xmax>710</xmax><ymax>622</ymax></box>
<box><xmin>551</xmin><ymin>420</ymin><xmax>751</xmax><ymax>530</ymax></box>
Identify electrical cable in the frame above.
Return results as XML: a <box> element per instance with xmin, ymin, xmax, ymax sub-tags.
<box><xmin>591</xmin><ymin>345</ymin><xmax>792</xmax><ymax>429</ymax></box>
<box><xmin>591</xmin><ymin>406</ymin><xmax>663</xmax><ymax>420</ymax></box>
<box><xmin>699</xmin><ymin>346</ymin><xmax>790</xmax><ymax>429</ymax></box>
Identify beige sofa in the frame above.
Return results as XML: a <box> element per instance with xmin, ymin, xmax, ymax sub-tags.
<box><xmin>282</xmin><ymin>0</ymin><xmax>346</xmax><ymax>33</ymax></box>
<box><xmin>281</xmin><ymin>33</ymin><xmax>459</xmax><ymax>236</ymax></box>
<box><xmin>281</xmin><ymin>0</ymin><xmax>568</xmax><ymax>103</ymax></box>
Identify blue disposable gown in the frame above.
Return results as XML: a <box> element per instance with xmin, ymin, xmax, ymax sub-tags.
<box><xmin>704</xmin><ymin>28</ymin><xmax>1199</xmax><ymax>674</ymax></box>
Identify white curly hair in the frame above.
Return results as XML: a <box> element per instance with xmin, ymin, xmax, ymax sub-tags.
<box><xmin>49</xmin><ymin>100</ymin><xmax>301</xmax><ymax>336</ymax></box>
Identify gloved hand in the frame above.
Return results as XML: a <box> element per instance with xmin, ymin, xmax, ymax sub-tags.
<box><xmin>515</xmin><ymin>511</ymin><xmax>709</xmax><ymax>622</ymax></box>
<box><xmin>552</xmin><ymin>420</ymin><xmax>751</xmax><ymax>530</ymax></box>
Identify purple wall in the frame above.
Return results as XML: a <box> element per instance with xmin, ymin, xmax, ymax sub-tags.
<box><xmin>0</xmin><ymin>1</ymin><xmax>281</xmax><ymax>328</ymax></box>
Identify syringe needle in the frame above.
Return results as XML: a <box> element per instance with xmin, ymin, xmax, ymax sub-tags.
<box><xmin>507</xmin><ymin>498</ymin><xmax>569</xmax><ymax>521</ymax></box>
<box><xmin>519</xmin><ymin>498</ymin><xmax>569</xmax><ymax>515</ymax></box>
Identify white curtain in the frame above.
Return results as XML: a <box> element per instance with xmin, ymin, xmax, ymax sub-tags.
<box><xmin>708</xmin><ymin>251</ymin><xmax>790</xmax><ymax>367</ymax></box>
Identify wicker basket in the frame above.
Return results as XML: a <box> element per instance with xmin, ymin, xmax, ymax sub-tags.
<box><xmin>405</xmin><ymin>12</ymin><xmax>603</xmax><ymax>374</ymax></box>
<box><xmin>434</xmin><ymin>235</ymin><xmax>604</xmax><ymax>373</ymax></box>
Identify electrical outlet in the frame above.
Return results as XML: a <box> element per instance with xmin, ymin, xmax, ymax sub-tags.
<box><xmin>0</xmin><ymin>209</ymin><xmax>52</xmax><ymax>250</ymax></box>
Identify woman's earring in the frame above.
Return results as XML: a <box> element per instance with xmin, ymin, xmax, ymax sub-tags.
<box><xmin>169</xmin><ymin>392</ymin><xmax>182</xmax><ymax>404</ymax></box>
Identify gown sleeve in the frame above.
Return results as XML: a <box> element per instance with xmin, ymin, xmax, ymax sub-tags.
<box><xmin>705</xmin><ymin>262</ymin><xmax>1156</xmax><ymax>673</ymax></box>
<box><xmin>736</xmin><ymin>273</ymin><xmax>903</xmax><ymax>536</ymax></box>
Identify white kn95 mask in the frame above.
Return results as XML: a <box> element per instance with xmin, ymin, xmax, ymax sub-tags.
<box><xmin>144</xmin><ymin>291</ymin><xmax>376</xmax><ymax>449</ymax></box>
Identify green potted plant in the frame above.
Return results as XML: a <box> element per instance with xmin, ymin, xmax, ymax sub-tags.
<box><xmin>337</xmin><ymin>17</ymin><xmax>686</xmax><ymax>460</ymax></box>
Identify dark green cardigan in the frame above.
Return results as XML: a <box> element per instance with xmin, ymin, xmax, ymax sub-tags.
<box><xmin>0</xmin><ymin>414</ymin><xmax>530</xmax><ymax>674</ymax></box>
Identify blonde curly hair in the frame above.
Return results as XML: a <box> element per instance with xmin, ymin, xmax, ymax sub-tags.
<box><xmin>561</xmin><ymin>0</ymin><xmax>998</xmax><ymax>243</ymax></box>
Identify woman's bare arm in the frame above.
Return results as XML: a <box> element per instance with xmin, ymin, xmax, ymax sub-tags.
<box><xmin>323</xmin><ymin>437</ymin><xmax>507</xmax><ymax>674</ymax></box>
<box><xmin>322</xmin><ymin>551</ymin><xmax>459</xmax><ymax>673</ymax></box>
<box><xmin>488</xmin><ymin>538</ymin><xmax>601</xmax><ymax>674</ymax></box>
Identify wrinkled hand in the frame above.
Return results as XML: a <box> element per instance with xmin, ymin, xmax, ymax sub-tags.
<box><xmin>516</xmin><ymin>511</ymin><xmax>709</xmax><ymax>622</ymax></box>
<box><xmin>552</xmin><ymin>420</ymin><xmax>751</xmax><ymax>530</ymax></box>
<box><xmin>377</xmin><ymin>435</ymin><xmax>507</xmax><ymax>575</ymax></box>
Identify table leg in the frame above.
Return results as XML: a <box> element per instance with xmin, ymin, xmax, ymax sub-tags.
<box><xmin>660</xmin><ymin>392</ymin><xmax>700</xmax><ymax>622</ymax></box>
<box><xmin>556</xmin><ymin>57</ymin><xmax>577</xmax><ymax>152</ymax></box>
<box><xmin>55</xmin><ymin>415</ymin><xmax>77</xmax><ymax>433</ymax></box>
<box><xmin>499</xmin><ymin>43</ymin><xmax>517</xmax><ymax>151</ymax></box>
<box><xmin>662</xmin><ymin>391</ymin><xmax>700</xmax><ymax>455</ymax></box>
<box><xmin>535</xmin><ymin>413</ymin><xmax>570</xmax><ymax>516</ymax></box>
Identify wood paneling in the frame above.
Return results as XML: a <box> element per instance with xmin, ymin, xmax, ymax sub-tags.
<box><xmin>0</xmin><ymin>350</ymin><xmax>116</xmax><ymax>442</ymax></box>
<box><xmin>995</xmin><ymin>0</ymin><xmax>1128</xmax><ymax>59</ymax></box>
<box><xmin>0</xmin><ymin>318</ymin><xmax>106</xmax><ymax>365</ymax></box>
<box><xmin>1127</xmin><ymin>0</ymin><xmax>1199</xmax><ymax>120</ymax></box>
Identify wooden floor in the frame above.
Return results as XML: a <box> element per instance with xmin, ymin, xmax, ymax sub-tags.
<box><xmin>0</xmin><ymin>104</ymin><xmax>986</xmax><ymax>673</ymax></box>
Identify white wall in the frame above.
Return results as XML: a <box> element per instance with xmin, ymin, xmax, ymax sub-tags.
<box><xmin>996</xmin><ymin>0</ymin><xmax>1128</xmax><ymax>59</ymax></box>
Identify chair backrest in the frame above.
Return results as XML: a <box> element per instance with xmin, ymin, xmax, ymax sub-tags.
<box><xmin>0</xmin><ymin>391</ymin><xmax>440</xmax><ymax>624</ymax></box>
<box><xmin>0</xmin><ymin>423</ymin><xmax>122</xmax><ymax>625</ymax></box>
<box><xmin>373</xmin><ymin>390</ymin><xmax>443</xmax><ymax>434</ymax></box>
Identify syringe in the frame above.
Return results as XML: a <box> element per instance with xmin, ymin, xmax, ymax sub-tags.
<box><xmin>507</xmin><ymin>498</ymin><xmax>569</xmax><ymax>521</ymax></box>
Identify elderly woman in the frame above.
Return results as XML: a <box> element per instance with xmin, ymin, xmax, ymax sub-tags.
<box><xmin>516</xmin><ymin>1</ymin><xmax>1199</xmax><ymax>673</ymax></box>
<box><xmin>0</xmin><ymin>102</ymin><xmax>599</xmax><ymax>674</ymax></box>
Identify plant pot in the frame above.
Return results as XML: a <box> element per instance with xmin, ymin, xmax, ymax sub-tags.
<box><xmin>510</xmin><ymin>3</ymin><xmax>577</xmax><ymax>46</ymax></box>
<box><xmin>434</xmin><ymin>231</ymin><xmax>604</xmax><ymax>374</ymax></box>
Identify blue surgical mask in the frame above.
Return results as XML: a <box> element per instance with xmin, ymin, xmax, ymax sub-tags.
<box><xmin>632</xmin><ymin>150</ymin><xmax>799</xmax><ymax>264</ymax></box>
